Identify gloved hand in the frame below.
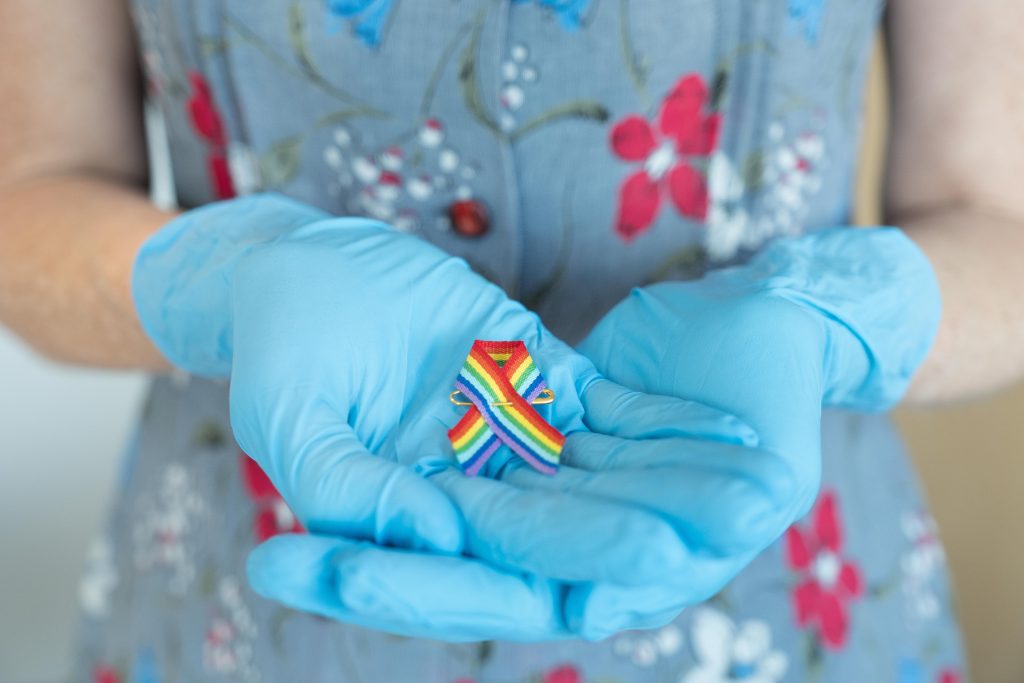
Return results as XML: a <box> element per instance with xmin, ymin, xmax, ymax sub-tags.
<box><xmin>247</xmin><ymin>418</ymin><xmax>799</xmax><ymax>641</ymax></box>
<box><xmin>567</xmin><ymin>227</ymin><xmax>942</xmax><ymax>625</ymax></box>
<box><xmin>134</xmin><ymin>193</ymin><xmax>784</xmax><ymax>640</ymax></box>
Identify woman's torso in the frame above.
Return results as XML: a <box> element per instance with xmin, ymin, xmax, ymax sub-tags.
<box><xmin>134</xmin><ymin>0</ymin><xmax>875</xmax><ymax>340</ymax></box>
<box><xmin>75</xmin><ymin>2</ymin><xmax>966</xmax><ymax>681</ymax></box>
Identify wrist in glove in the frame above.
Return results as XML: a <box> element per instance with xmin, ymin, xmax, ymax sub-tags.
<box><xmin>132</xmin><ymin>193</ymin><xmax>331</xmax><ymax>376</ymax></box>
<box><xmin>707</xmin><ymin>227</ymin><xmax>941</xmax><ymax>410</ymax></box>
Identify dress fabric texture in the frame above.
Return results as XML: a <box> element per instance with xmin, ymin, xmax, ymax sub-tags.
<box><xmin>77</xmin><ymin>1</ymin><xmax>967</xmax><ymax>681</ymax></box>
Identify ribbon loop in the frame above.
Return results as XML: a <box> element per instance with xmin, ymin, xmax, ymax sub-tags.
<box><xmin>447</xmin><ymin>340</ymin><xmax>565</xmax><ymax>476</ymax></box>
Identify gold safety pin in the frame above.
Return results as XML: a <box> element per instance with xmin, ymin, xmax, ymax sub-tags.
<box><xmin>450</xmin><ymin>388</ymin><xmax>556</xmax><ymax>408</ymax></box>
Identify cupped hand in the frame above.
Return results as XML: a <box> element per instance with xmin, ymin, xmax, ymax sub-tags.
<box><xmin>136</xmin><ymin>196</ymin><xmax>865</xmax><ymax>641</ymax></box>
<box><xmin>224</xmin><ymin>215</ymin><xmax>720</xmax><ymax>579</ymax></box>
<box><xmin>563</xmin><ymin>228</ymin><xmax>942</xmax><ymax>636</ymax></box>
<box><xmin>227</xmin><ymin>219</ymin><xmax>800</xmax><ymax>641</ymax></box>
<box><xmin>237</xmin><ymin>227</ymin><xmax>939</xmax><ymax>641</ymax></box>
<box><xmin>245</xmin><ymin>422</ymin><xmax>798</xmax><ymax>642</ymax></box>
<box><xmin>580</xmin><ymin>283</ymin><xmax>831</xmax><ymax>521</ymax></box>
<box><xmin>244</xmin><ymin>374</ymin><xmax>799</xmax><ymax>642</ymax></box>
<box><xmin>131</xmin><ymin>194</ymin><xmax>773</xmax><ymax>606</ymax></box>
<box><xmin>578</xmin><ymin>227</ymin><xmax>943</xmax><ymax>524</ymax></box>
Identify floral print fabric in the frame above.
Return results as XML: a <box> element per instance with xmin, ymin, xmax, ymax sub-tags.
<box><xmin>77</xmin><ymin>0</ymin><xmax>967</xmax><ymax>681</ymax></box>
<box><xmin>609</xmin><ymin>74</ymin><xmax>722</xmax><ymax>239</ymax></box>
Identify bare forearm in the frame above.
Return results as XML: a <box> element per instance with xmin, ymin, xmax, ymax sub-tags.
<box><xmin>0</xmin><ymin>174</ymin><xmax>172</xmax><ymax>369</ymax></box>
<box><xmin>0</xmin><ymin>0</ymin><xmax>173</xmax><ymax>369</ymax></box>
<box><xmin>884</xmin><ymin>0</ymin><xmax>1024</xmax><ymax>405</ymax></box>
<box><xmin>899</xmin><ymin>205</ymin><xmax>1024</xmax><ymax>405</ymax></box>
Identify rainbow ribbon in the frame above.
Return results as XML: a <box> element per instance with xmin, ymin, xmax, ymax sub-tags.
<box><xmin>448</xmin><ymin>340</ymin><xmax>565</xmax><ymax>476</ymax></box>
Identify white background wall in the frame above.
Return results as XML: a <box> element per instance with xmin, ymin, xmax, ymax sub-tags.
<box><xmin>0</xmin><ymin>328</ymin><xmax>146</xmax><ymax>682</ymax></box>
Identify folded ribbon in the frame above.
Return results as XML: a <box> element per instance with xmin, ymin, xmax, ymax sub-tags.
<box><xmin>448</xmin><ymin>340</ymin><xmax>565</xmax><ymax>476</ymax></box>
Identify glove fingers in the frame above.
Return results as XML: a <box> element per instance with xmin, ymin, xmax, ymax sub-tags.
<box><xmin>503</xmin><ymin>449</ymin><xmax>793</xmax><ymax>557</ymax></box>
<box><xmin>564</xmin><ymin>552</ymin><xmax>754</xmax><ymax>640</ymax></box>
<box><xmin>426</xmin><ymin>466</ymin><xmax>689</xmax><ymax>585</ymax></box>
<box><xmin>563</xmin><ymin>432</ymin><xmax>786</xmax><ymax>480</ymax></box>
<box><xmin>237</xmin><ymin>400</ymin><xmax>465</xmax><ymax>554</ymax></box>
<box><xmin>246</xmin><ymin>533</ymin><xmax>568</xmax><ymax>642</ymax></box>
<box><xmin>579</xmin><ymin>378</ymin><xmax>758</xmax><ymax>446</ymax></box>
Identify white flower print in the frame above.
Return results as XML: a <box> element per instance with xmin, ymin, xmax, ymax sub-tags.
<box><xmin>901</xmin><ymin>510</ymin><xmax>946</xmax><ymax>621</ymax></box>
<box><xmin>79</xmin><ymin>537</ymin><xmax>119</xmax><ymax>618</ymax></box>
<box><xmin>612</xmin><ymin>623</ymin><xmax>684</xmax><ymax>667</ymax></box>
<box><xmin>203</xmin><ymin>576</ymin><xmax>260</xmax><ymax>682</ymax></box>
<box><xmin>737</xmin><ymin>123</ymin><xmax>827</xmax><ymax>257</ymax></box>
<box><xmin>322</xmin><ymin>121</ymin><xmax>481</xmax><ymax>234</ymax></box>
<box><xmin>438</xmin><ymin>147</ymin><xmax>461</xmax><ymax>174</ymax></box>
<box><xmin>406</xmin><ymin>175</ymin><xmax>434</xmax><ymax>201</ymax></box>
<box><xmin>352</xmin><ymin>154</ymin><xmax>381</xmax><ymax>185</ymax></box>
<box><xmin>681</xmin><ymin>608</ymin><xmax>787</xmax><ymax>683</ymax></box>
<box><xmin>227</xmin><ymin>142</ymin><xmax>262</xmax><ymax>196</ymax></box>
<box><xmin>706</xmin><ymin>151</ymin><xmax>750</xmax><ymax>261</ymax></box>
<box><xmin>703</xmin><ymin>123</ymin><xmax>826</xmax><ymax>262</ymax></box>
<box><xmin>132</xmin><ymin>463</ymin><xmax>206</xmax><ymax>595</ymax></box>
<box><xmin>499</xmin><ymin>42</ymin><xmax>541</xmax><ymax>132</ymax></box>
<box><xmin>419</xmin><ymin>119</ymin><xmax>445</xmax><ymax>148</ymax></box>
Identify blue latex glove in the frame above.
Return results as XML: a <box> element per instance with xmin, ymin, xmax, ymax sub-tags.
<box><xmin>566</xmin><ymin>226</ymin><xmax>942</xmax><ymax>627</ymax></box>
<box><xmin>264</xmin><ymin>228</ymin><xmax>940</xmax><ymax>641</ymax></box>
<box><xmin>134</xmin><ymin>193</ymin><xmax>781</xmax><ymax>640</ymax></box>
<box><xmin>247</xmin><ymin>413</ymin><xmax>798</xmax><ymax>641</ymax></box>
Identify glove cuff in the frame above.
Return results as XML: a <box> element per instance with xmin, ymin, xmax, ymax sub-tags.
<box><xmin>733</xmin><ymin>228</ymin><xmax>942</xmax><ymax>411</ymax></box>
<box><xmin>132</xmin><ymin>193</ymin><xmax>331</xmax><ymax>376</ymax></box>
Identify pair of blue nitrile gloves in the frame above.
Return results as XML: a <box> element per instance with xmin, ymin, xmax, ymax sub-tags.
<box><xmin>133</xmin><ymin>193</ymin><xmax>940</xmax><ymax>641</ymax></box>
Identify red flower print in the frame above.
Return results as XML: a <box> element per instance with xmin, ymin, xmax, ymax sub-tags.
<box><xmin>93</xmin><ymin>665</ymin><xmax>121</xmax><ymax>683</ymax></box>
<box><xmin>785</xmin><ymin>490</ymin><xmax>863</xmax><ymax>650</ymax></box>
<box><xmin>609</xmin><ymin>73</ymin><xmax>722</xmax><ymax>239</ymax></box>
<box><xmin>544</xmin><ymin>664</ymin><xmax>582</xmax><ymax>683</ymax></box>
<box><xmin>937</xmin><ymin>669</ymin><xmax>962</xmax><ymax>683</ymax></box>
<box><xmin>240</xmin><ymin>453</ymin><xmax>303</xmax><ymax>542</ymax></box>
<box><xmin>186</xmin><ymin>71</ymin><xmax>236</xmax><ymax>200</ymax></box>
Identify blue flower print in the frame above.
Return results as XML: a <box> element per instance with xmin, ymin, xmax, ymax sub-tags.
<box><xmin>899</xmin><ymin>658</ymin><xmax>926</xmax><ymax>683</ymax></box>
<box><xmin>788</xmin><ymin>0</ymin><xmax>826</xmax><ymax>44</ymax></box>
<box><xmin>133</xmin><ymin>648</ymin><xmax>160</xmax><ymax>683</ymax></box>
<box><xmin>513</xmin><ymin>0</ymin><xmax>592</xmax><ymax>31</ymax></box>
<box><xmin>326</xmin><ymin>0</ymin><xmax>395</xmax><ymax>48</ymax></box>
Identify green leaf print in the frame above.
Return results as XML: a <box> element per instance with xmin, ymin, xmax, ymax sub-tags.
<box><xmin>288</xmin><ymin>0</ymin><xmax>383</xmax><ymax>111</ymax></box>
<box><xmin>270</xmin><ymin>606</ymin><xmax>295</xmax><ymax>656</ymax></box>
<box><xmin>458</xmin><ymin>8</ymin><xmax>504</xmax><ymax>136</ymax></box>
<box><xmin>511</xmin><ymin>100</ymin><xmax>611</xmax><ymax>141</ymax></box>
<box><xmin>192</xmin><ymin>420</ymin><xmax>227</xmax><ymax>449</ymax></box>
<box><xmin>647</xmin><ymin>244</ymin><xmax>708</xmax><ymax>284</ymax></box>
<box><xmin>457</xmin><ymin>3</ymin><xmax>610</xmax><ymax>142</ymax></box>
<box><xmin>619</xmin><ymin>0</ymin><xmax>651</xmax><ymax>108</ymax></box>
<box><xmin>710</xmin><ymin>66</ymin><xmax>729</xmax><ymax>111</ymax></box>
<box><xmin>742</xmin><ymin>149</ymin><xmax>767</xmax><ymax>191</ymax></box>
<box><xmin>260</xmin><ymin>136</ymin><xmax>303</xmax><ymax>188</ymax></box>
<box><xmin>225</xmin><ymin>11</ymin><xmax>388</xmax><ymax>116</ymax></box>
<box><xmin>198</xmin><ymin>562</ymin><xmax>218</xmax><ymax>598</ymax></box>
<box><xmin>199</xmin><ymin>36</ymin><xmax>227</xmax><ymax>57</ymax></box>
<box><xmin>805</xmin><ymin>631</ymin><xmax>825</xmax><ymax>683</ymax></box>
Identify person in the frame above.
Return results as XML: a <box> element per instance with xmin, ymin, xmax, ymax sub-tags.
<box><xmin>1</xmin><ymin>0</ymin><xmax>1021</xmax><ymax>680</ymax></box>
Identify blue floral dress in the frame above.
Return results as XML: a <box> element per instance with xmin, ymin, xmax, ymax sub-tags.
<box><xmin>76</xmin><ymin>1</ymin><xmax>967</xmax><ymax>681</ymax></box>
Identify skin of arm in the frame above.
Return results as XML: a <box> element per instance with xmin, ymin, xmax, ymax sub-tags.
<box><xmin>0</xmin><ymin>0</ymin><xmax>170</xmax><ymax>370</ymax></box>
<box><xmin>886</xmin><ymin>0</ymin><xmax>1024</xmax><ymax>405</ymax></box>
